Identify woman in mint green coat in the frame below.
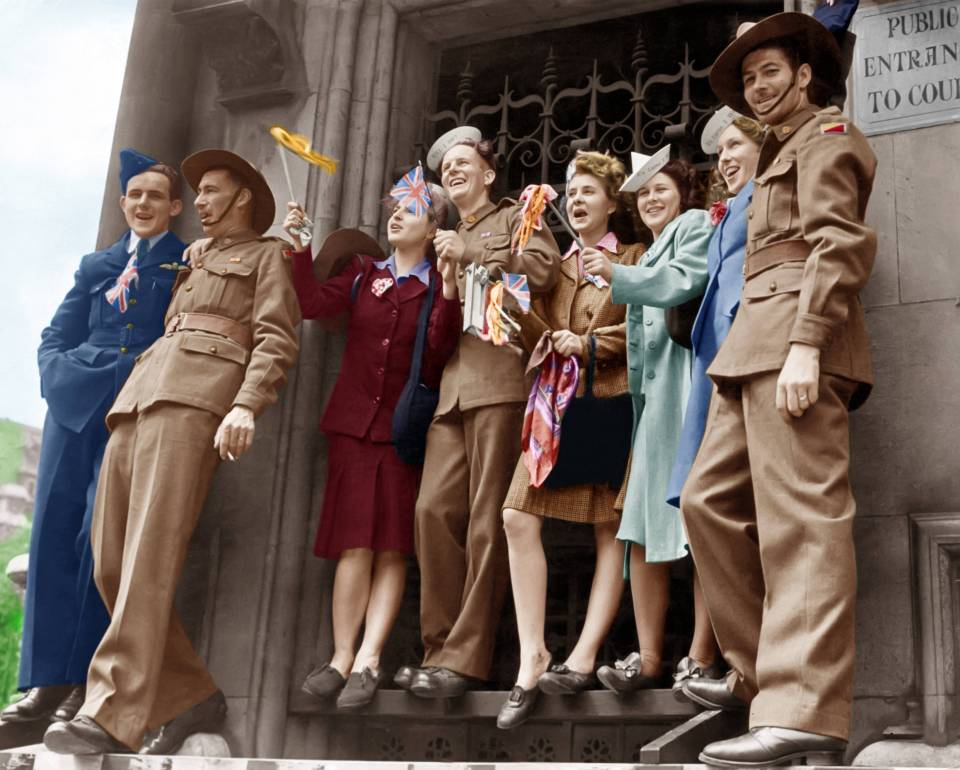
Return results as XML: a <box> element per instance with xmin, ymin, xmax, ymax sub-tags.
<box><xmin>582</xmin><ymin>147</ymin><xmax>714</xmax><ymax>695</ymax></box>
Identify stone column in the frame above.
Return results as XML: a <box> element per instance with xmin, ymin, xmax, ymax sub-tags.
<box><xmin>96</xmin><ymin>0</ymin><xmax>201</xmax><ymax>248</ymax></box>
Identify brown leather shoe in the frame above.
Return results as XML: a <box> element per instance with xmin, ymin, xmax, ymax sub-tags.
<box><xmin>699</xmin><ymin>727</ymin><xmax>846</xmax><ymax>767</ymax></box>
<box><xmin>43</xmin><ymin>716</ymin><xmax>128</xmax><ymax>754</ymax></box>
<box><xmin>2</xmin><ymin>685</ymin><xmax>74</xmax><ymax>723</ymax></box>
<box><xmin>496</xmin><ymin>685</ymin><xmax>539</xmax><ymax>729</ymax></box>
<box><xmin>138</xmin><ymin>690</ymin><xmax>227</xmax><ymax>755</ymax></box>
<box><xmin>409</xmin><ymin>667</ymin><xmax>479</xmax><ymax>699</ymax></box>
<box><xmin>52</xmin><ymin>686</ymin><xmax>86</xmax><ymax>722</ymax></box>
<box><xmin>302</xmin><ymin>663</ymin><xmax>347</xmax><ymax>698</ymax></box>
<box><xmin>680</xmin><ymin>677</ymin><xmax>747</xmax><ymax>711</ymax></box>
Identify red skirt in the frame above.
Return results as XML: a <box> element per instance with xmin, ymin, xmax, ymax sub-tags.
<box><xmin>313</xmin><ymin>433</ymin><xmax>420</xmax><ymax>559</ymax></box>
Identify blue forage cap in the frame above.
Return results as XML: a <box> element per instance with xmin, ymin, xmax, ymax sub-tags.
<box><xmin>119</xmin><ymin>148</ymin><xmax>159</xmax><ymax>193</ymax></box>
<box><xmin>813</xmin><ymin>0</ymin><xmax>859</xmax><ymax>35</ymax></box>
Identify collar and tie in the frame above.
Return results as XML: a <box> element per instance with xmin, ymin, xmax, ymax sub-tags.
<box><xmin>106</xmin><ymin>238</ymin><xmax>148</xmax><ymax>313</ymax></box>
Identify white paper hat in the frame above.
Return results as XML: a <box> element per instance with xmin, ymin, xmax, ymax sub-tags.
<box><xmin>620</xmin><ymin>145</ymin><xmax>672</xmax><ymax>193</ymax></box>
<box><xmin>700</xmin><ymin>106</ymin><xmax>743</xmax><ymax>155</ymax></box>
<box><xmin>426</xmin><ymin>125</ymin><xmax>483</xmax><ymax>173</ymax></box>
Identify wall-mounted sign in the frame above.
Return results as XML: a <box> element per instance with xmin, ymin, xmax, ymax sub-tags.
<box><xmin>851</xmin><ymin>0</ymin><xmax>960</xmax><ymax>135</ymax></box>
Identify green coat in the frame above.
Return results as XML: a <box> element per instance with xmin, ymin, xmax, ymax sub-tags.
<box><xmin>610</xmin><ymin>208</ymin><xmax>712</xmax><ymax>562</ymax></box>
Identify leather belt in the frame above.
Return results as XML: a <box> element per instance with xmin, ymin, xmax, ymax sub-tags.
<box><xmin>744</xmin><ymin>239</ymin><xmax>810</xmax><ymax>279</ymax></box>
<box><xmin>165</xmin><ymin>312</ymin><xmax>251</xmax><ymax>348</ymax></box>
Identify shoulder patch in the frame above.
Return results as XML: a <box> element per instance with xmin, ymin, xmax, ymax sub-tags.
<box><xmin>820</xmin><ymin>122</ymin><xmax>848</xmax><ymax>135</ymax></box>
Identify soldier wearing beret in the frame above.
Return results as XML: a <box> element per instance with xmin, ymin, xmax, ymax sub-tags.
<box><xmin>44</xmin><ymin>150</ymin><xmax>300</xmax><ymax>754</ymax></box>
<box><xmin>397</xmin><ymin>128</ymin><xmax>561</xmax><ymax>698</ymax></box>
<box><xmin>678</xmin><ymin>11</ymin><xmax>877</xmax><ymax>766</ymax></box>
<box><xmin>7</xmin><ymin>150</ymin><xmax>185</xmax><ymax>726</ymax></box>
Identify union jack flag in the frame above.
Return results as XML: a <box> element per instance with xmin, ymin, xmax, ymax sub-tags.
<box><xmin>105</xmin><ymin>253</ymin><xmax>139</xmax><ymax>313</ymax></box>
<box><xmin>502</xmin><ymin>272</ymin><xmax>530</xmax><ymax>313</ymax></box>
<box><xmin>389</xmin><ymin>163</ymin><xmax>433</xmax><ymax>217</ymax></box>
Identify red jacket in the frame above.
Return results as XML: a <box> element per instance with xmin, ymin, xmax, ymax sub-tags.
<box><xmin>291</xmin><ymin>249</ymin><xmax>461</xmax><ymax>442</ymax></box>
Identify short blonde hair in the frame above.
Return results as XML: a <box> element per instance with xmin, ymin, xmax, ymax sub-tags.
<box><xmin>570</xmin><ymin>151</ymin><xmax>640</xmax><ymax>243</ymax></box>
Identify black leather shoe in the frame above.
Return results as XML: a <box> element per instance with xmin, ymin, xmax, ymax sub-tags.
<box><xmin>538</xmin><ymin>663</ymin><xmax>595</xmax><ymax>695</ymax></box>
<box><xmin>2</xmin><ymin>685</ymin><xmax>74</xmax><ymax>723</ymax></box>
<box><xmin>52</xmin><ymin>686</ymin><xmax>86</xmax><ymax>722</ymax></box>
<box><xmin>138</xmin><ymin>690</ymin><xmax>227</xmax><ymax>755</ymax></box>
<box><xmin>336</xmin><ymin>667</ymin><xmax>386</xmax><ymax>711</ymax></box>
<box><xmin>596</xmin><ymin>653</ymin><xmax>662</xmax><ymax>694</ymax></box>
<box><xmin>680</xmin><ymin>677</ymin><xmax>747</xmax><ymax>711</ymax></box>
<box><xmin>302</xmin><ymin>663</ymin><xmax>347</xmax><ymax>698</ymax></box>
<box><xmin>43</xmin><ymin>716</ymin><xmax>128</xmax><ymax>754</ymax></box>
<box><xmin>409</xmin><ymin>667</ymin><xmax>477</xmax><ymax>699</ymax></box>
<box><xmin>672</xmin><ymin>657</ymin><xmax>722</xmax><ymax>702</ymax></box>
<box><xmin>699</xmin><ymin>727</ymin><xmax>846</xmax><ymax>767</ymax></box>
<box><xmin>394</xmin><ymin>665</ymin><xmax>438</xmax><ymax>690</ymax></box>
<box><xmin>496</xmin><ymin>685</ymin><xmax>539</xmax><ymax>729</ymax></box>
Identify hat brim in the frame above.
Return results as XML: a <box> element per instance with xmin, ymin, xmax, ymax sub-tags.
<box><xmin>701</xmin><ymin>107</ymin><xmax>742</xmax><ymax>155</ymax></box>
<box><xmin>182</xmin><ymin>149</ymin><xmax>276</xmax><ymax>235</ymax></box>
<box><xmin>426</xmin><ymin>126</ymin><xmax>482</xmax><ymax>173</ymax></box>
<box><xmin>620</xmin><ymin>145</ymin><xmax>671</xmax><ymax>193</ymax></box>
<box><xmin>710</xmin><ymin>12</ymin><xmax>843</xmax><ymax>118</ymax></box>
<box><xmin>313</xmin><ymin>228</ymin><xmax>386</xmax><ymax>282</ymax></box>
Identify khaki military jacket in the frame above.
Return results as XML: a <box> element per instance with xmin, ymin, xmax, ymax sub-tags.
<box><xmin>518</xmin><ymin>239</ymin><xmax>644</xmax><ymax>399</ymax></box>
<box><xmin>708</xmin><ymin>105</ymin><xmax>877</xmax><ymax>408</ymax></box>
<box><xmin>109</xmin><ymin>230</ymin><xmax>301</xmax><ymax>426</ymax></box>
<box><xmin>438</xmin><ymin>198</ymin><xmax>560</xmax><ymax>414</ymax></box>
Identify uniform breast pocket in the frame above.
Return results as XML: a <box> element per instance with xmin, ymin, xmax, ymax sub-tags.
<box><xmin>751</xmin><ymin>157</ymin><xmax>797</xmax><ymax>239</ymax></box>
<box><xmin>88</xmin><ymin>277</ymin><xmax>113</xmax><ymax>326</ymax></box>
<box><xmin>198</xmin><ymin>261</ymin><xmax>256</xmax><ymax>310</ymax></box>
<box><xmin>483</xmin><ymin>235</ymin><xmax>512</xmax><ymax>267</ymax></box>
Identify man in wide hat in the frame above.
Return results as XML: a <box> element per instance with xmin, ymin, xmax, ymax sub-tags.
<box><xmin>679</xmin><ymin>10</ymin><xmax>877</xmax><ymax>766</ymax></box>
<box><xmin>44</xmin><ymin>149</ymin><xmax>300</xmax><ymax>754</ymax></box>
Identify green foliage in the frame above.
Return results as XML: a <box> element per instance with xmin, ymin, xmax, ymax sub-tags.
<box><xmin>0</xmin><ymin>527</ymin><xmax>31</xmax><ymax>705</ymax></box>
<box><xmin>0</xmin><ymin>420</ymin><xmax>25</xmax><ymax>486</ymax></box>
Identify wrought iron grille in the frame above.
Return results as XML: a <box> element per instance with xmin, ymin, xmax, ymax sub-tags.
<box><xmin>420</xmin><ymin>24</ymin><xmax>720</xmax><ymax>193</ymax></box>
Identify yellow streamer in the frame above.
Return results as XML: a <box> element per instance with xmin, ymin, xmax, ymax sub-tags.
<box><xmin>483</xmin><ymin>283</ymin><xmax>509</xmax><ymax>347</ymax></box>
<box><xmin>268</xmin><ymin>125</ymin><xmax>338</xmax><ymax>175</ymax></box>
<box><xmin>510</xmin><ymin>184</ymin><xmax>549</xmax><ymax>256</ymax></box>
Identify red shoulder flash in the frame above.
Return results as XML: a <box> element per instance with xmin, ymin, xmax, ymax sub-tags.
<box><xmin>820</xmin><ymin>122</ymin><xmax>848</xmax><ymax>135</ymax></box>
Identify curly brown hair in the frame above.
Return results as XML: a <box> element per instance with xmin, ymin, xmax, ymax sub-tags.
<box><xmin>570</xmin><ymin>151</ymin><xmax>640</xmax><ymax>244</ymax></box>
<box><xmin>632</xmin><ymin>158</ymin><xmax>705</xmax><ymax>242</ymax></box>
<box><xmin>705</xmin><ymin>116</ymin><xmax>765</xmax><ymax>206</ymax></box>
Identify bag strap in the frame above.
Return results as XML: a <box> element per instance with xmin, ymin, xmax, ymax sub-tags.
<box><xmin>407</xmin><ymin>272</ymin><xmax>436</xmax><ymax>385</ymax></box>
<box><xmin>583</xmin><ymin>334</ymin><xmax>597</xmax><ymax>397</ymax></box>
<box><xmin>349</xmin><ymin>254</ymin><xmax>366</xmax><ymax>303</ymax></box>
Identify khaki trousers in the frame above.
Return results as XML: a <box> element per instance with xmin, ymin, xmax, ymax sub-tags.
<box><xmin>415</xmin><ymin>402</ymin><xmax>524</xmax><ymax>680</ymax></box>
<box><xmin>80</xmin><ymin>405</ymin><xmax>221</xmax><ymax>749</ymax></box>
<box><xmin>680</xmin><ymin>371</ymin><xmax>858</xmax><ymax>741</ymax></box>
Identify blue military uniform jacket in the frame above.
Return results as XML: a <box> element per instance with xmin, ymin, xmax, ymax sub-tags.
<box><xmin>38</xmin><ymin>231</ymin><xmax>187</xmax><ymax>433</ymax></box>
<box><xmin>666</xmin><ymin>181</ymin><xmax>753</xmax><ymax>507</ymax></box>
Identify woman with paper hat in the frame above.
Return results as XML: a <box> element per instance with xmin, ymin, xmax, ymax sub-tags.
<box><xmin>284</xmin><ymin>171</ymin><xmax>460</xmax><ymax>710</ymax></box>
<box><xmin>666</xmin><ymin>107</ymin><xmax>764</xmax><ymax>508</ymax></box>
<box><xmin>677</xmin><ymin>10</ymin><xmax>877</xmax><ymax>767</ymax></box>
<box><xmin>495</xmin><ymin>151</ymin><xmax>643</xmax><ymax>729</ymax></box>
<box><xmin>581</xmin><ymin>146</ymin><xmax>713</xmax><ymax>695</ymax></box>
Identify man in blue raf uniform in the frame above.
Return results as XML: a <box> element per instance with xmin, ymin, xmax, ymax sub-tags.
<box><xmin>5</xmin><ymin>149</ymin><xmax>186</xmax><ymax>725</ymax></box>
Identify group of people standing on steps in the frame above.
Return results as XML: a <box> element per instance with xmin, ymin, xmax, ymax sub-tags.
<box><xmin>10</xmin><ymin>1</ymin><xmax>875</xmax><ymax>765</ymax></box>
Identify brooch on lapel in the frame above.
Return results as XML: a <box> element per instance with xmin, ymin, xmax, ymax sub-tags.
<box><xmin>709</xmin><ymin>200</ymin><xmax>728</xmax><ymax>226</ymax></box>
<box><xmin>371</xmin><ymin>277</ymin><xmax>394</xmax><ymax>297</ymax></box>
<box><xmin>158</xmin><ymin>262</ymin><xmax>189</xmax><ymax>271</ymax></box>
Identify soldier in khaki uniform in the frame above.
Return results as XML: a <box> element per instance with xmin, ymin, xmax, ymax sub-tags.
<box><xmin>677</xmin><ymin>13</ymin><xmax>877</xmax><ymax>767</ymax></box>
<box><xmin>400</xmin><ymin>128</ymin><xmax>560</xmax><ymax>697</ymax></box>
<box><xmin>44</xmin><ymin>150</ymin><xmax>300</xmax><ymax>754</ymax></box>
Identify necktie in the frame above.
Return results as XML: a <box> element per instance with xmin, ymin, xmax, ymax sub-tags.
<box><xmin>105</xmin><ymin>238</ymin><xmax>147</xmax><ymax>313</ymax></box>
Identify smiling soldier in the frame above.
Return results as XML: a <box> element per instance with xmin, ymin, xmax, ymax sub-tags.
<box><xmin>43</xmin><ymin>149</ymin><xmax>300</xmax><ymax>755</ymax></box>
<box><xmin>8</xmin><ymin>149</ymin><xmax>185</xmax><ymax>727</ymax></box>
<box><xmin>678</xmin><ymin>12</ymin><xmax>877</xmax><ymax>767</ymax></box>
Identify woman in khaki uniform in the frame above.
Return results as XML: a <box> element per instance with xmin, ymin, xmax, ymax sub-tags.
<box><xmin>497</xmin><ymin>152</ymin><xmax>642</xmax><ymax>729</ymax></box>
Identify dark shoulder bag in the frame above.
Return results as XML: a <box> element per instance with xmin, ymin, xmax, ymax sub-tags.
<box><xmin>391</xmin><ymin>274</ymin><xmax>440</xmax><ymax>465</ymax></box>
<box><xmin>665</xmin><ymin>293</ymin><xmax>703</xmax><ymax>350</ymax></box>
<box><xmin>543</xmin><ymin>335</ymin><xmax>634</xmax><ymax>489</ymax></box>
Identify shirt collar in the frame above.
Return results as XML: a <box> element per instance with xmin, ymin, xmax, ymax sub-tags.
<box><xmin>769</xmin><ymin>105</ymin><xmax>817</xmax><ymax>143</ymax></box>
<box><xmin>563</xmin><ymin>231</ymin><xmax>619</xmax><ymax>260</ymax></box>
<box><xmin>375</xmin><ymin>253</ymin><xmax>431</xmax><ymax>285</ymax></box>
<box><xmin>128</xmin><ymin>230</ymin><xmax>168</xmax><ymax>256</ymax></box>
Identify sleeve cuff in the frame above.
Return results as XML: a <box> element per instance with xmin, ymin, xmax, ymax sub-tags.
<box><xmin>232</xmin><ymin>388</ymin><xmax>266</xmax><ymax>417</ymax></box>
<box><xmin>609</xmin><ymin>263</ymin><xmax>628</xmax><ymax>305</ymax></box>
<box><xmin>788</xmin><ymin>313</ymin><xmax>836</xmax><ymax>349</ymax></box>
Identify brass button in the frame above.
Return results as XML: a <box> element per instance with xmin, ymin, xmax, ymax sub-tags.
<box><xmin>748</xmin><ymin>210</ymin><xmax>754</xmax><ymax>219</ymax></box>
<box><xmin>184</xmin><ymin>285</ymin><xmax>193</xmax><ymax>292</ymax></box>
<box><xmin>196</xmin><ymin>262</ymin><xmax>203</xmax><ymax>268</ymax></box>
<box><xmin>782</xmin><ymin>126</ymin><xmax>792</xmax><ymax>135</ymax></box>
<box><xmin>209</xmin><ymin>345</ymin><xmax>218</xmax><ymax>353</ymax></box>
<box><xmin>126</xmin><ymin>323</ymin><xmax>134</xmax><ymax>329</ymax></box>
<box><xmin>457</xmin><ymin>270</ymin><xmax>464</xmax><ymax>279</ymax></box>
<box><xmin>129</xmin><ymin>298</ymin><xmax>137</xmax><ymax>306</ymax></box>
<box><xmin>769</xmin><ymin>282</ymin><xmax>778</xmax><ymax>292</ymax></box>
<box><xmin>220</xmin><ymin>268</ymin><xmax>227</xmax><ymax>275</ymax></box>
<box><xmin>466</xmin><ymin>215</ymin><xmax>476</xmax><ymax>224</ymax></box>
<box><xmin>119</xmin><ymin>346</ymin><xmax>128</xmax><ymax>353</ymax></box>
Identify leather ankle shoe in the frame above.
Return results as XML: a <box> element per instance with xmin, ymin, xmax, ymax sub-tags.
<box><xmin>699</xmin><ymin>727</ymin><xmax>846</xmax><ymax>767</ymax></box>
<box><xmin>2</xmin><ymin>685</ymin><xmax>74</xmax><ymax>723</ymax></box>
<box><xmin>52</xmin><ymin>686</ymin><xmax>86</xmax><ymax>722</ymax></box>
<box><xmin>496</xmin><ymin>685</ymin><xmax>539</xmax><ymax>729</ymax></box>
<box><xmin>302</xmin><ymin>663</ymin><xmax>347</xmax><ymax>698</ymax></box>
<box><xmin>409</xmin><ymin>667</ymin><xmax>477</xmax><ymax>699</ymax></box>
<box><xmin>139</xmin><ymin>690</ymin><xmax>227</xmax><ymax>755</ymax></box>
<box><xmin>672</xmin><ymin>657</ymin><xmax>722</xmax><ymax>701</ymax></box>
<box><xmin>43</xmin><ymin>716</ymin><xmax>127</xmax><ymax>754</ymax></box>
<box><xmin>596</xmin><ymin>652</ymin><xmax>662</xmax><ymax>694</ymax></box>
<box><xmin>537</xmin><ymin>663</ymin><xmax>595</xmax><ymax>695</ymax></box>
<box><xmin>336</xmin><ymin>667</ymin><xmax>386</xmax><ymax>711</ymax></box>
<box><xmin>680</xmin><ymin>677</ymin><xmax>747</xmax><ymax>711</ymax></box>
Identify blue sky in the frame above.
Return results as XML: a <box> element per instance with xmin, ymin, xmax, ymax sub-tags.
<box><xmin>0</xmin><ymin>0</ymin><xmax>136</xmax><ymax>428</ymax></box>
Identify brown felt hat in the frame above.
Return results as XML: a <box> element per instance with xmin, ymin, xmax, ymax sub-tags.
<box><xmin>710</xmin><ymin>12</ymin><xmax>843</xmax><ymax>118</ymax></box>
<box><xmin>181</xmin><ymin>149</ymin><xmax>276</xmax><ymax>235</ymax></box>
<box><xmin>313</xmin><ymin>228</ymin><xmax>386</xmax><ymax>281</ymax></box>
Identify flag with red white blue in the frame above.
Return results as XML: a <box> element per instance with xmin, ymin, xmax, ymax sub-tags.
<box><xmin>502</xmin><ymin>272</ymin><xmax>530</xmax><ymax>313</ymax></box>
<box><xmin>105</xmin><ymin>254</ymin><xmax>139</xmax><ymax>313</ymax></box>
<box><xmin>390</xmin><ymin>164</ymin><xmax>433</xmax><ymax>217</ymax></box>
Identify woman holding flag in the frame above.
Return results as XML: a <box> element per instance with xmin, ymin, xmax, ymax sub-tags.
<box><xmin>496</xmin><ymin>151</ymin><xmax>643</xmax><ymax>729</ymax></box>
<box><xmin>284</xmin><ymin>166</ymin><xmax>460</xmax><ymax>710</ymax></box>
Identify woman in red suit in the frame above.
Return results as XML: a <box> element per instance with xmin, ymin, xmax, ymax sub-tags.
<box><xmin>285</xmin><ymin>180</ymin><xmax>460</xmax><ymax>710</ymax></box>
